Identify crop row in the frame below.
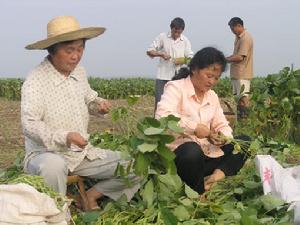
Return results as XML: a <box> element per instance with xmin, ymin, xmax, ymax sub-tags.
<box><xmin>0</xmin><ymin>76</ymin><xmax>266</xmax><ymax>101</ymax></box>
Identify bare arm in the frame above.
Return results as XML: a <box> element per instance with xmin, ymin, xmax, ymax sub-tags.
<box><xmin>147</xmin><ymin>33</ymin><xmax>171</xmax><ymax>60</ymax></box>
<box><xmin>146</xmin><ymin>50</ymin><xmax>171</xmax><ymax>60</ymax></box>
<box><xmin>226</xmin><ymin>54</ymin><xmax>244</xmax><ymax>63</ymax></box>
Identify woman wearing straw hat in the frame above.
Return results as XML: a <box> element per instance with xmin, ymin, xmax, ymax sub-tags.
<box><xmin>21</xmin><ymin>16</ymin><xmax>140</xmax><ymax>210</ymax></box>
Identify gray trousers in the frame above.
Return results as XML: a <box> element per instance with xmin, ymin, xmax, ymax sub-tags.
<box><xmin>26</xmin><ymin>150</ymin><xmax>140</xmax><ymax>201</ymax></box>
<box><xmin>155</xmin><ymin>79</ymin><xmax>169</xmax><ymax>111</ymax></box>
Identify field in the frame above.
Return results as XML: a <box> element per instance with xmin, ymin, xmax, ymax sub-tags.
<box><xmin>1</xmin><ymin>68</ymin><xmax>300</xmax><ymax>224</ymax></box>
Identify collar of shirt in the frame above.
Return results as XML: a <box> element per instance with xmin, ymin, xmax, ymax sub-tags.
<box><xmin>184</xmin><ymin>76</ymin><xmax>211</xmax><ymax>107</ymax></box>
<box><xmin>238</xmin><ymin>29</ymin><xmax>247</xmax><ymax>39</ymax></box>
<box><xmin>167</xmin><ymin>32</ymin><xmax>184</xmax><ymax>42</ymax></box>
<box><xmin>44</xmin><ymin>57</ymin><xmax>79</xmax><ymax>86</ymax></box>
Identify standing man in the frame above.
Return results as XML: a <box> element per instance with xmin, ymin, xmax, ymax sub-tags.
<box><xmin>146</xmin><ymin>17</ymin><xmax>193</xmax><ymax>110</ymax></box>
<box><xmin>226</xmin><ymin>17</ymin><xmax>253</xmax><ymax>119</ymax></box>
<box><xmin>22</xmin><ymin>16</ymin><xmax>139</xmax><ymax>210</ymax></box>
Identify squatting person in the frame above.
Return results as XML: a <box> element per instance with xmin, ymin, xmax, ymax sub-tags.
<box><xmin>21</xmin><ymin>16</ymin><xmax>140</xmax><ymax>210</ymax></box>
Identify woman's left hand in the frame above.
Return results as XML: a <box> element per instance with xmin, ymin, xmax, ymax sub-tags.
<box><xmin>208</xmin><ymin>132</ymin><xmax>227</xmax><ymax>146</ymax></box>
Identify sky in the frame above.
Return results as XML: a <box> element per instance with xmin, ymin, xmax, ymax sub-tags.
<box><xmin>0</xmin><ymin>0</ymin><xmax>299</xmax><ymax>78</ymax></box>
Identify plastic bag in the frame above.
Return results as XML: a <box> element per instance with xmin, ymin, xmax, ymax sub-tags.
<box><xmin>255</xmin><ymin>155</ymin><xmax>300</xmax><ymax>224</ymax></box>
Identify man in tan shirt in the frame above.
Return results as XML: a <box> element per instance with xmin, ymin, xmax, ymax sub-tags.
<box><xmin>226</xmin><ymin>17</ymin><xmax>253</xmax><ymax>119</ymax></box>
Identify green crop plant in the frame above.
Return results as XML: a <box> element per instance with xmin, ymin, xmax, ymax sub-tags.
<box><xmin>249</xmin><ymin>67</ymin><xmax>300</xmax><ymax>144</ymax></box>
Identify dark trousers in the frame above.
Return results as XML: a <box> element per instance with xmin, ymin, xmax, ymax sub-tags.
<box><xmin>174</xmin><ymin>136</ymin><xmax>250</xmax><ymax>194</ymax></box>
<box><xmin>154</xmin><ymin>79</ymin><xmax>169</xmax><ymax>112</ymax></box>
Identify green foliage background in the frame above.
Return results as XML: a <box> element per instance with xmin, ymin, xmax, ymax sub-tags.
<box><xmin>0</xmin><ymin>76</ymin><xmax>263</xmax><ymax>101</ymax></box>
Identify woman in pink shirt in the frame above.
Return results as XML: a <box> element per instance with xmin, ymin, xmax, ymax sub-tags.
<box><xmin>156</xmin><ymin>47</ymin><xmax>249</xmax><ymax>194</ymax></box>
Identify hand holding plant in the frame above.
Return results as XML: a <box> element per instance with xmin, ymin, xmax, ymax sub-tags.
<box><xmin>66</xmin><ymin>132</ymin><xmax>87</xmax><ymax>149</ymax></box>
<box><xmin>208</xmin><ymin>131</ymin><xmax>228</xmax><ymax>146</ymax></box>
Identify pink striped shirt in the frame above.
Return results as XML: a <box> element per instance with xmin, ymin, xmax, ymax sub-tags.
<box><xmin>155</xmin><ymin>76</ymin><xmax>233</xmax><ymax>158</ymax></box>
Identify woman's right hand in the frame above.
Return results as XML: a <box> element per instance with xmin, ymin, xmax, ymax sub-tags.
<box><xmin>194</xmin><ymin>124</ymin><xmax>210</xmax><ymax>139</ymax></box>
<box><xmin>66</xmin><ymin>132</ymin><xmax>88</xmax><ymax>149</ymax></box>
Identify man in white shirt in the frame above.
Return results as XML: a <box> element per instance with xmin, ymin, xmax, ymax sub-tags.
<box><xmin>22</xmin><ymin>16</ymin><xmax>140</xmax><ymax>211</ymax></box>
<box><xmin>146</xmin><ymin>17</ymin><xmax>193</xmax><ymax>110</ymax></box>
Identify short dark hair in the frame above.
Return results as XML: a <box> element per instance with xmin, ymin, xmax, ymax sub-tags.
<box><xmin>228</xmin><ymin>17</ymin><xmax>244</xmax><ymax>27</ymax></box>
<box><xmin>173</xmin><ymin>47</ymin><xmax>227</xmax><ymax>80</ymax></box>
<box><xmin>170</xmin><ymin>17</ymin><xmax>185</xmax><ymax>30</ymax></box>
<box><xmin>47</xmin><ymin>39</ymin><xmax>86</xmax><ymax>55</ymax></box>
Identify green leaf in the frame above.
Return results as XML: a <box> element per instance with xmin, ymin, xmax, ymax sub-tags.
<box><xmin>166</xmin><ymin>114</ymin><xmax>181</xmax><ymax>122</ymax></box>
<box><xmin>234</xmin><ymin>188</ymin><xmax>244</xmax><ymax>194</ymax></box>
<box><xmin>143</xmin><ymin>117</ymin><xmax>161</xmax><ymax>127</ymax></box>
<box><xmin>158</xmin><ymin>116</ymin><xmax>169</xmax><ymax>128</ymax></box>
<box><xmin>82</xmin><ymin>211</ymin><xmax>100</xmax><ymax>223</ymax></box>
<box><xmin>240</xmin><ymin>208</ymin><xmax>262</xmax><ymax>225</ymax></box>
<box><xmin>240</xmin><ymin>215</ymin><xmax>262</xmax><ymax>225</ymax></box>
<box><xmin>174</xmin><ymin>205</ymin><xmax>191</xmax><ymax>221</ymax></box>
<box><xmin>218</xmin><ymin>205</ymin><xmax>241</xmax><ymax>220</ymax></box>
<box><xmin>158</xmin><ymin>134</ymin><xmax>175</xmax><ymax>144</ymax></box>
<box><xmin>249</xmin><ymin>139</ymin><xmax>260</xmax><ymax>152</ymax></box>
<box><xmin>160</xmin><ymin>207</ymin><xmax>178</xmax><ymax>225</ymax></box>
<box><xmin>210</xmin><ymin>204</ymin><xmax>224</xmax><ymax>214</ymax></box>
<box><xmin>158</xmin><ymin>145</ymin><xmax>176</xmax><ymax>161</ymax></box>
<box><xmin>137</xmin><ymin>122</ymin><xmax>146</xmax><ymax>133</ymax></box>
<box><xmin>129</xmin><ymin>136</ymin><xmax>143</xmax><ymax>149</ymax></box>
<box><xmin>184</xmin><ymin>184</ymin><xmax>199</xmax><ymax>199</ymax></box>
<box><xmin>144</xmin><ymin>127</ymin><xmax>164</xmax><ymax>135</ymax></box>
<box><xmin>243</xmin><ymin>180</ymin><xmax>261</xmax><ymax>189</ymax></box>
<box><xmin>142</xmin><ymin>180</ymin><xmax>154</xmax><ymax>208</ymax></box>
<box><xmin>158</xmin><ymin>182</ymin><xmax>174</xmax><ymax>201</ymax></box>
<box><xmin>143</xmin><ymin>206</ymin><xmax>157</xmax><ymax>220</ymax></box>
<box><xmin>160</xmin><ymin>157</ymin><xmax>177</xmax><ymax>174</ymax></box>
<box><xmin>168</xmin><ymin>120</ymin><xmax>183</xmax><ymax>133</ymax></box>
<box><xmin>260</xmin><ymin>194</ymin><xmax>285</xmax><ymax>211</ymax></box>
<box><xmin>158</xmin><ymin>174</ymin><xmax>182</xmax><ymax>192</ymax></box>
<box><xmin>134</xmin><ymin>153</ymin><xmax>149</xmax><ymax>176</ymax></box>
<box><xmin>243</xmin><ymin>180</ymin><xmax>260</xmax><ymax>189</ymax></box>
<box><xmin>180</xmin><ymin>198</ymin><xmax>193</xmax><ymax>207</ymax></box>
<box><xmin>137</xmin><ymin>142</ymin><xmax>158</xmax><ymax>153</ymax></box>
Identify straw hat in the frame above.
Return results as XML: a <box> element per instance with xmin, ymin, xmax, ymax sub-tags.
<box><xmin>25</xmin><ymin>16</ymin><xmax>106</xmax><ymax>50</ymax></box>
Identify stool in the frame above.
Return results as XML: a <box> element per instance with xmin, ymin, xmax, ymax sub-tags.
<box><xmin>67</xmin><ymin>175</ymin><xmax>90</xmax><ymax>211</ymax></box>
